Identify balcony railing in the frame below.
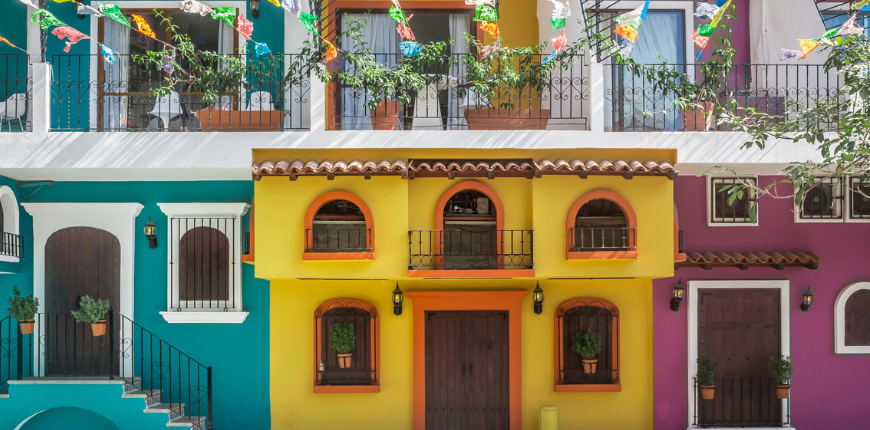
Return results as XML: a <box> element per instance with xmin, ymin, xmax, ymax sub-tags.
<box><xmin>1</xmin><ymin>54</ymin><xmax>32</xmax><ymax>132</ymax></box>
<box><xmin>49</xmin><ymin>53</ymin><xmax>310</xmax><ymax>132</ymax></box>
<box><xmin>606</xmin><ymin>63</ymin><xmax>843</xmax><ymax>132</ymax></box>
<box><xmin>569</xmin><ymin>227</ymin><xmax>636</xmax><ymax>251</ymax></box>
<box><xmin>0</xmin><ymin>232</ymin><xmax>23</xmax><ymax>258</ymax></box>
<box><xmin>305</xmin><ymin>228</ymin><xmax>372</xmax><ymax>253</ymax></box>
<box><xmin>330</xmin><ymin>53</ymin><xmax>588</xmax><ymax>131</ymax></box>
<box><xmin>693</xmin><ymin>377</ymin><xmax>790</xmax><ymax>428</ymax></box>
<box><xmin>408</xmin><ymin>229</ymin><xmax>533</xmax><ymax>270</ymax></box>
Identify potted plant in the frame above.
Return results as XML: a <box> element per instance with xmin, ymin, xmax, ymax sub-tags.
<box><xmin>329</xmin><ymin>322</ymin><xmax>356</xmax><ymax>369</ymax></box>
<box><xmin>571</xmin><ymin>328</ymin><xmax>602</xmax><ymax>374</ymax></box>
<box><xmin>697</xmin><ymin>354</ymin><xmax>718</xmax><ymax>400</ymax></box>
<box><xmin>770</xmin><ymin>355</ymin><xmax>794</xmax><ymax>399</ymax></box>
<box><xmin>7</xmin><ymin>286</ymin><xmax>38</xmax><ymax>335</ymax></box>
<box><xmin>70</xmin><ymin>295</ymin><xmax>111</xmax><ymax>337</ymax></box>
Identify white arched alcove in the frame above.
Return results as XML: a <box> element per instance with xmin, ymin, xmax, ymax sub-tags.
<box><xmin>835</xmin><ymin>281</ymin><xmax>870</xmax><ymax>354</ymax></box>
<box><xmin>0</xmin><ymin>185</ymin><xmax>21</xmax><ymax>263</ymax></box>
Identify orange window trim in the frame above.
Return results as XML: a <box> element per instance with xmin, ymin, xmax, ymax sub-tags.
<box><xmin>303</xmin><ymin>191</ymin><xmax>375</xmax><ymax>260</ymax></box>
<box><xmin>566</xmin><ymin>190</ymin><xmax>638</xmax><ymax>260</ymax></box>
<box><xmin>435</xmin><ymin>181</ymin><xmax>505</xmax><ymax>232</ymax></box>
<box><xmin>553</xmin><ymin>297</ymin><xmax>621</xmax><ymax>393</ymax></box>
<box><xmin>407</xmin><ymin>290</ymin><xmax>527</xmax><ymax>430</ymax></box>
<box><xmin>313</xmin><ymin>298</ymin><xmax>380</xmax><ymax>394</ymax></box>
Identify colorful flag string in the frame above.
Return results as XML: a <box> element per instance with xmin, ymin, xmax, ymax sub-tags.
<box><xmin>0</xmin><ymin>34</ymin><xmax>27</xmax><ymax>53</ymax></box>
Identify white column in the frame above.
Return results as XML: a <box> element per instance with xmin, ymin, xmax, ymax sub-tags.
<box><xmin>309</xmin><ymin>67</ymin><xmax>326</xmax><ymax>131</ymax></box>
<box><xmin>589</xmin><ymin>61</ymin><xmax>604</xmax><ymax>133</ymax></box>
<box><xmin>285</xmin><ymin>5</ymin><xmax>313</xmax><ymax>129</ymax></box>
<box><xmin>30</xmin><ymin>62</ymin><xmax>51</xmax><ymax>135</ymax></box>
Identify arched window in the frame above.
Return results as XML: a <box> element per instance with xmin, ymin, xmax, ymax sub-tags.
<box><xmin>179</xmin><ymin>226</ymin><xmax>229</xmax><ymax>302</ymax></box>
<box><xmin>304</xmin><ymin>191</ymin><xmax>374</xmax><ymax>260</ymax></box>
<box><xmin>566</xmin><ymin>190</ymin><xmax>638</xmax><ymax>259</ymax></box>
<box><xmin>554</xmin><ymin>298</ymin><xmax>620</xmax><ymax>392</ymax></box>
<box><xmin>0</xmin><ymin>185</ymin><xmax>21</xmax><ymax>261</ymax></box>
<box><xmin>314</xmin><ymin>299</ymin><xmax>379</xmax><ymax>393</ymax></box>
<box><xmin>836</xmin><ymin>282</ymin><xmax>870</xmax><ymax>354</ymax></box>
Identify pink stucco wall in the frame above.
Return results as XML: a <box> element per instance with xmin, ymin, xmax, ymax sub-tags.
<box><xmin>654</xmin><ymin>176</ymin><xmax>870</xmax><ymax>430</ymax></box>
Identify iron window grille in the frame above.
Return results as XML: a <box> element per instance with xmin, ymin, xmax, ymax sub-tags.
<box><xmin>555</xmin><ymin>299</ymin><xmax>619</xmax><ymax>386</ymax></box>
<box><xmin>408</xmin><ymin>229</ymin><xmax>533</xmax><ymax>270</ymax></box>
<box><xmin>168</xmin><ymin>217</ymin><xmax>238</xmax><ymax>312</ymax></box>
<box><xmin>569</xmin><ymin>227</ymin><xmax>636</xmax><ymax>251</ymax></box>
<box><xmin>314</xmin><ymin>300</ymin><xmax>379</xmax><ymax>387</ymax></box>
<box><xmin>849</xmin><ymin>177</ymin><xmax>870</xmax><ymax>220</ymax></box>
<box><xmin>710</xmin><ymin>177</ymin><xmax>758</xmax><ymax>225</ymax></box>
<box><xmin>306</xmin><ymin>225</ymin><xmax>372</xmax><ymax>253</ymax></box>
<box><xmin>798</xmin><ymin>177</ymin><xmax>844</xmax><ymax>221</ymax></box>
<box><xmin>0</xmin><ymin>232</ymin><xmax>23</xmax><ymax>258</ymax></box>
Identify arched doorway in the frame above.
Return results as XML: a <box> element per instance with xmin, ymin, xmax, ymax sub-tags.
<box><xmin>18</xmin><ymin>407</ymin><xmax>120</xmax><ymax>430</ymax></box>
<box><xmin>44</xmin><ymin>227</ymin><xmax>121</xmax><ymax>376</ymax></box>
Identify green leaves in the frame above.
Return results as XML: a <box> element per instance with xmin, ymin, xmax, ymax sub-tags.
<box><xmin>329</xmin><ymin>322</ymin><xmax>356</xmax><ymax>354</ymax></box>
<box><xmin>570</xmin><ymin>328</ymin><xmax>602</xmax><ymax>359</ymax></box>
<box><xmin>70</xmin><ymin>295</ymin><xmax>110</xmax><ymax>324</ymax></box>
<box><xmin>7</xmin><ymin>286</ymin><xmax>39</xmax><ymax>321</ymax></box>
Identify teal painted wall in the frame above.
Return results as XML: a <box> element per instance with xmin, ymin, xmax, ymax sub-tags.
<box><xmin>6</xmin><ymin>180</ymin><xmax>270</xmax><ymax>430</ymax></box>
<box><xmin>19</xmin><ymin>407</ymin><xmax>121</xmax><ymax>430</ymax></box>
<box><xmin>0</xmin><ymin>175</ymin><xmax>33</xmax><ymax>318</ymax></box>
<box><xmin>1</xmin><ymin>1</ymin><xmax>27</xmax><ymax>56</ymax></box>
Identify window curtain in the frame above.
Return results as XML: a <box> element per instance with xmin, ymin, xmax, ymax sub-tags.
<box><xmin>102</xmin><ymin>18</ymin><xmax>130</xmax><ymax>130</ymax></box>
<box><xmin>448</xmin><ymin>13</ymin><xmax>471</xmax><ymax>129</ymax></box>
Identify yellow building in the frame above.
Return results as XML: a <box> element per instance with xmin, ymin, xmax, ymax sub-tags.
<box><xmin>252</xmin><ymin>148</ymin><xmax>678</xmax><ymax>430</ymax></box>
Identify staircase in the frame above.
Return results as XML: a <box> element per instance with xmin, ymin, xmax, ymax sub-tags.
<box><xmin>0</xmin><ymin>313</ymin><xmax>212</xmax><ymax>430</ymax></box>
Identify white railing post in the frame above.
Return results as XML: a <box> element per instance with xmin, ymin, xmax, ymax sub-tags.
<box><xmin>30</xmin><ymin>62</ymin><xmax>51</xmax><ymax>135</ymax></box>
<box><xmin>589</xmin><ymin>61</ymin><xmax>605</xmax><ymax>133</ymax></box>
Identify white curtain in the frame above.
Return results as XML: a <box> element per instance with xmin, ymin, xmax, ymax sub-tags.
<box><xmin>102</xmin><ymin>19</ymin><xmax>130</xmax><ymax>130</ymax></box>
<box><xmin>340</xmin><ymin>13</ymin><xmax>400</xmax><ymax>129</ymax></box>
<box><xmin>448</xmin><ymin>14</ymin><xmax>471</xmax><ymax>129</ymax></box>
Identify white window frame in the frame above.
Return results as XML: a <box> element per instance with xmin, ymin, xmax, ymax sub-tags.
<box><xmin>706</xmin><ymin>176</ymin><xmax>758</xmax><ymax>226</ymax></box>
<box><xmin>834</xmin><ymin>281</ymin><xmax>870</xmax><ymax>354</ymax></box>
<box><xmin>794</xmin><ymin>176</ymin><xmax>845</xmax><ymax>223</ymax></box>
<box><xmin>158</xmin><ymin>203</ymin><xmax>250</xmax><ymax>323</ymax></box>
<box><xmin>0</xmin><ymin>185</ymin><xmax>21</xmax><ymax>264</ymax></box>
<box><xmin>686</xmin><ymin>280</ymin><xmax>793</xmax><ymax>430</ymax></box>
<box><xmin>845</xmin><ymin>177</ymin><xmax>870</xmax><ymax>223</ymax></box>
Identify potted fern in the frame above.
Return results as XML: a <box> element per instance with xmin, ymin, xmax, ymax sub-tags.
<box><xmin>571</xmin><ymin>328</ymin><xmax>602</xmax><ymax>374</ymax></box>
<box><xmin>71</xmin><ymin>295</ymin><xmax>111</xmax><ymax>337</ymax></box>
<box><xmin>697</xmin><ymin>354</ymin><xmax>718</xmax><ymax>400</ymax></box>
<box><xmin>770</xmin><ymin>355</ymin><xmax>794</xmax><ymax>399</ymax></box>
<box><xmin>7</xmin><ymin>286</ymin><xmax>38</xmax><ymax>335</ymax></box>
<box><xmin>329</xmin><ymin>322</ymin><xmax>356</xmax><ymax>369</ymax></box>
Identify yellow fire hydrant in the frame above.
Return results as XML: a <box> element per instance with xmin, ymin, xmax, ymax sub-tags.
<box><xmin>539</xmin><ymin>405</ymin><xmax>557</xmax><ymax>430</ymax></box>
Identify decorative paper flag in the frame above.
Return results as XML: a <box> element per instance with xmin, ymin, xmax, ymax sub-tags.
<box><xmin>397</xmin><ymin>23</ymin><xmax>415</xmax><ymax>40</ymax></box>
<box><xmin>77</xmin><ymin>4</ymin><xmax>104</xmax><ymax>17</ymax></box>
<box><xmin>617</xmin><ymin>38</ymin><xmax>634</xmax><ymax>57</ymax></box>
<box><xmin>389</xmin><ymin>6</ymin><xmax>408</xmax><ymax>24</ymax></box>
<box><xmin>266</xmin><ymin>0</ymin><xmax>279</xmax><ymax>6</ymax></box>
<box><xmin>694</xmin><ymin>3</ymin><xmax>719</xmax><ymax>20</ymax></box>
<box><xmin>255</xmin><ymin>42</ymin><xmax>270</xmax><ymax>57</ymax></box>
<box><xmin>614</xmin><ymin>0</ymin><xmax>650</xmax><ymax>43</ymax></box>
<box><xmin>50</xmin><ymin>0</ymin><xmax>75</xmax><ymax>3</ymax></box>
<box><xmin>780</xmin><ymin>49</ymin><xmax>802</xmax><ymax>61</ymax></box>
<box><xmin>399</xmin><ymin>41</ymin><xmax>420</xmax><ymax>57</ymax></box>
<box><xmin>0</xmin><ymin>36</ymin><xmax>21</xmax><ymax>50</ymax></box>
<box><xmin>479</xmin><ymin>22</ymin><xmax>499</xmax><ymax>39</ymax></box>
<box><xmin>281</xmin><ymin>0</ymin><xmax>300</xmax><ymax>18</ymax></box>
<box><xmin>18</xmin><ymin>0</ymin><xmax>39</xmax><ymax>9</ymax></box>
<box><xmin>837</xmin><ymin>13</ymin><xmax>865</xmax><ymax>35</ymax></box>
<box><xmin>551</xmin><ymin>29</ymin><xmax>567</xmax><ymax>54</ymax></box>
<box><xmin>716</xmin><ymin>0</ymin><xmax>726</xmax><ymax>5</ymax></box>
<box><xmin>551</xmin><ymin>19</ymin><xmax>565</xmax><ymax>30</ymax></box>
<box><xmin>180</xmin><ymin>0</ymin><xmax>214</xmax><ymax>16</ymax></box>
<box><xmin>692</xmin><ymin>29</ymin><xmax>710</xmax><ymax>49</ymax></box>
<box><xmin>852</xmin><ymin>0</ymin><xmax>870</xmax><ymax>10</ymax></box>
<box><xmin>212</xmin><ymin>6</ymin><xmax>237</xmax><ymax>27</ymax></box>
<box><xmin>390</xmin><ymin>0</ymin><xmax>401</xmax><ymax>9</ymax></box>
<box><xmin>299</xmin><ymin>12</ymin><xmax>318</xmax><ymax>34</ymax></box>
<box><xmin>162</xmin><ymin>54</ymin><xmax>174</xmax><ymax>73</ymax></box>
<box><xmin>546</xmin><ymin>0</ymin><xmax>570</xmax><ymax>30</ymax></box>
<box><xmin>99</xmin><ymin>3</ymin><xmax>134</xmax><ymax>29</ymax></box>
<box><xmin>323</xmin><ymin>40</ymin><xmax>338</xmax><ymax>62</ymax></box>
<box><xmin>698</xmin><ymin>23</ymin><xmax>715</xmax><ymax>37</ymax></box>
<box><xmin>31</xmin><ymin>10</ymin><xmax>65</xmax><ymax>30</ymax></box>
<box><xmin>51</xmin><ymin>26</ymin><xmax>91</xmax><ymax>52</ymax></box>
<box><xmin>710</xmin><ymin>0</ymin><xmax>732</xmax><ymax>27</ymax></box>
<box><xmin>799</xmin><ymin>38</ymin><xmax>821</xmax><ymax>59</ymax></box>
<box><xmin>543</xmin><ymin>50</ymin><xmax>558</xmax><ymax>63</ymax></box>
<box><xmin>464</xmin><ymin>0</ymin><xmax>495</xmax><ymax>5</ymax></box>
<box><xmin>99</xmin><ymin>43</ymin><xmax>118</xmax><ymax>64</ymax></box>
<box><xmin>237</xmin><ymin>14</ymin><xmax>254</xmax><ymax>40</ymax></box>
<box><xmin>481</xmin><ymin>39</ymin><xmax>500</xmax><ymax>58</ymax></box>
<box><xmin>131</xmin><ymin>14</ymin><xmax>157</xmax><ymax>39</ymax></box>
<box><xmin>615</xmin><ymin>25</ymin><xmax>638</xmax><ymax>43</ymax></box>
<box><xmin>473</xmin><ymin>4</ymin><xmax>498</xmax><ymax>22</ymax></box>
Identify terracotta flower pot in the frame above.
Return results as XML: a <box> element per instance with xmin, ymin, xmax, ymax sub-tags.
<box><xmin>337</xmin><ymin>353</ymin><xmax>353</xmax><ymax>369</ymax></box>
<box><xmin>464</xmin><ymin>108</ymin><xmax>550</xmax><ymax>130</ymax></box>
<box><xmin>369</xmin><ymin>100</ymin><xmax>402</xmax><ymax>130</ymax></box>
<box><xmin>774</xmin><ymin>384</ymin><xmax>790</xmax><ymax>399</ymax></box>
<box><xmin>700</xmin><ymin>385</ymin><xmax>716</xmax><ymax>400</ymax></box>
<box><xmin>90</xmin><ymin>320</ymin><xmax>107</xmax><ymax>337</ymax></box>
<box><xmin>682</xmin><ymin>102</ymin><xmax>716</xmax><ymax>131</ymax></box>
<box><xmin>18</xmin><ymin>319</ymin><xmax>35</xmax><ymax>335</ymax></box>
<box><xmin>581</xmin><ymin>359</ymin><xmax>598</xmax><ymax>374</ymax></box>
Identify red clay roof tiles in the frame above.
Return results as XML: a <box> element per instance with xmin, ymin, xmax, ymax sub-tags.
<box><xmin>678</xmin><ymin>251</ymin><xmax>820</xmax><ymax>270</ymax></box>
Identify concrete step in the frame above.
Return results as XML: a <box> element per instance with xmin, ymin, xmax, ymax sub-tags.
<box><xmin>166</xmin><ymin>416</ymin><xmax>206</xmax><ymax>428</ymax></box>
<box><xmin>122</xmin><ymin>389</ymin><xmax>162</xmax><ymax>399</ymax></box>
<box><xmin>145</xmin><ymin>403</ymin><xmax>185</xmax><ymax>414</ymax></box>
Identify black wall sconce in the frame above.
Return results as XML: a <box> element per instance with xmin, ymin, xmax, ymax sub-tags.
<box><xmin>250</xmin><ymin>0</ymin><xmax>260</xmax><ymax>18</ymax></box>
<box><xmin>800</xmin><ymin>285</ymin><xmax>815</xmax><ymax>313</ymax></box>
<box><xmin>392</xmin><ymin>284</ymin><xmax>404</xmax><ymax>316</ymax></box>
<box><xmin>144</xmin><ymin>218</ymin><xmax>158</xmax><ymax>249</ymax></box>
<box><xmin>532</xmin><ymin>282</ymin><xmax>544</xmax><ymax>315</ymax></box>
<box><xmin>670</xmin><ymin>278</ymin><xmax>685</xmax><ymax>313</ymax></box>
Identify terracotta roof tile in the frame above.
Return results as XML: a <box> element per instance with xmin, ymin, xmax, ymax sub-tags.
<box><xmin>409</xmin><ymin>159</ymin><xmax>536</xmax><ymax>178</ymax></box>
<box><xmin>677</xmin><ymin>251</ymin><xmax>820</xmax><ymax>270</ymax></box>
<box><xmin>252</xmin><ymin>159</ymin><xmax>409</xmax><ymax>180</ymax></box>
<box><xmin>535</xmin><ymin>158</ymin><xmax>677</xmax><ymax>178</ymax></box>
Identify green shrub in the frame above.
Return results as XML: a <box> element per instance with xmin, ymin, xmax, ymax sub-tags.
<box><xmin>571</xmin><ymin>328</ymin><xmax>602</xmax><ymax>359</ymax></box>
<box><xmin>70</xmin><ymin>295</ymin><xmax>110</xmax><ymax>324</ymax></box>
<box><xmin>7</xmin><ymin>286</ymin><xmax>38</xmax><ymax>321</ymax></box>
<box><xmin>770</xmin><ymin>355</ymin><xmax>794</xmax><ymax>385</ymax></box>
<box><xmin>697</xmin><ymin>354</ymin><xmax>718</xmax><ymax>386</ymax></box>
<box><xmin>329</xmin><ymin>322</ymin><xmax>356</xmax><ymax>354</ymax></box>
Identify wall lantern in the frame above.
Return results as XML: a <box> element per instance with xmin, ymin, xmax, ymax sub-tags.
<box><xmin>670</xmin><ymin>278</ymin><xmax>685</xmax><ymax>313</ymax></box>
<box><xmin>250</xmin><ymin>0</ymin><xmax>260</xmax><ymax>19</ymax></box>
<box><xmin>392</xmin><ymin>284</ymin><xmax>404</xmax><ymax>316</ymax></box>
<box><xmin>144</xmin><ymin>218</ymin><xmax>158</xmax><ymax>249</ymax></box>
<box><xmin>800</xmin><ymin>285</ymin><xmax>815</xmax><ymax>313</ymax></box>
<box><xmin>532</xmin><ymin>282</ymin><xmax>544</xmax><ymax>315</ymax></box>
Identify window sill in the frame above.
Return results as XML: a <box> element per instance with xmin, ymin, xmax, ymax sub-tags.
<box><xmin>160</xmin><ymin>311</ymin><xmax>249</xmax><ymax>324</ymax></box>
<box><xmin>241</xmin><ymin>254</ymin><xmax>255</xmax><ymax>264</ymax></box>
<box><xmin>555</xmin><ymin>383</ymin><xmax>621</xmax><ymax>393</ymax></box>
<box><xmin>314</xmin><ymin>384</ymin><xmax>380</xmax><ymax>394</ymax></box>
<box><xmin>407</xmin><ymin>269</ymin><xmax>535</xmax><ymax>278</ymax></box>
<box><xmin>303</xmin><ymin>252</ymin><xmax>375</xmax><ymax>261</ymax></box>
<box><xmin>567</xmin><ymin>251</ymin><xmax>638</xmax><ymax>260</ymax></box>
<box><xmin>0</xmin><ymin>255</ymin><xmax>20</xmax><ymax>264</ymax></box>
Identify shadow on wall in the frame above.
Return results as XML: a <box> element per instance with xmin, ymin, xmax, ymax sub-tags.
<box><xmin>17</xmin><ymin>407</ymin><xmax>120</xmax><ymax>430</ymax></box>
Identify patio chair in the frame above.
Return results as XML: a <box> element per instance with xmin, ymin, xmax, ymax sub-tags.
<box><xmin>146</xmin><ymin>91</ymin><xmax>184</xmax><ymax>131</ymax></box>
<box><xmin>0</xmin><ymin>93</ymin><xmax>27</xmax><ymax>131</ymax></box>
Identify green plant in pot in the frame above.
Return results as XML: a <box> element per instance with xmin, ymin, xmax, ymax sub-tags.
<box><xmin>697</xmin><ymin>354</ymin><xmax>718</xmax><ymax>400</ymax></box>
<box><xmin>571</xmin><ymin>328</ymin><xmax>602</xmax><ymax>374</ymax></box>
<box><xmin>70</xmin><ymin>295</ymin><xmax>111</xmax><ymax>337</ymax></box>
<box><xmin>7</xmin><ymin>286</ymin><xmax>39</xmax><ymax>335</ymax></box>
<box><xmin>770</xmin><ymin>355</ymin><xmax>794</xmax><ymax>399</ymax></box>
<box><xmin>329</xmin><ymin>322</ymin><xmax>356</xmax><ymax>369</ymax></box>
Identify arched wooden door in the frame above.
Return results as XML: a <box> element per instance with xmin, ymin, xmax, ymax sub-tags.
<box><xmin>44</xmin><ymin>227</ymin><xmax>121</xmax><ymax>376</ymax></box>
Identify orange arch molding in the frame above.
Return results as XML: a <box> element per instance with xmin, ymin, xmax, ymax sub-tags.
<box><xmin>407</xmin><ymin>290</ymin><xmax>527</xmax><ymax>430</ymax></box>
<box><xmin>566</xmin><ymin>190</ymin><xmax>638</xmax><ymax>260</ymax></box>
<box><xmin>553</xmin><ymin>297</ymin><xmax>621</xmax><ymax>392</ymax></box>
<box><xmin>435</xmin><ymin>180</ymin><xmax>505</xmax><ymax>231</ymax></box>
<box><xmin>313</xmin><ymin>299</ymin><xmax>380</xmax><ymax>393</ymax></box>
<box><xmin>303</xmin><ymin>191</ymin><xmax>375</xmax><ymax>260</ymax></box>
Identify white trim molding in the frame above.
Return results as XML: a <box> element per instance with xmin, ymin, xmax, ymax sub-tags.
<box><xmin>706</xmin><ymin>176</ymin><xmax>759</xmax><ymax>227</ymax></box>
<box><xmin>686</xmin><ymin>280</ymin><xmax>793</xmax><ymax>430</ymax></box>
<box><xmin>0</xmin><ymin>185</ymin><xmax>21</xmax><ymax>263</ymax></box>
<box><xmin>834</xmin><ymin>281</ymin><xmax>870</xmax><ymax>354</ymax></box>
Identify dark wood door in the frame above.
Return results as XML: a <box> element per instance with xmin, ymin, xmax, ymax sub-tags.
<box><xmin>698</xmin><ymin>289</ymin><xmax>782</xmax><ymax>427</ymax></box>
<box><xmin>45</xmin><ymin>227</ymin><xmax>121</xmax><ymax>376</ymax></box>
<box><xmin>425</xmin><ymin>311</ymin><xmax>509</xmax><ymax>430</ymax></box>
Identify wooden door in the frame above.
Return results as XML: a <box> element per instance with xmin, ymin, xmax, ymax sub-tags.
<box><xmin>44</xmin><ymin>227</ymin><xmax>121</xmax><ymax>376</ymax></box>
<box><xmin>425</xmin><ymin>311</ymin><xmax>509</xmax><ymax>430</ymax></box>
<box><xmin>698</xmin><ymin>289</ymin><xmax>782</xmax><ymax>427</ymax></box>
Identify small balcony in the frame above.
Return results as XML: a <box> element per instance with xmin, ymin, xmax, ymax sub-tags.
<box><xmin>569</xmin><ymin>227</ymin><xmax>636</xmax><ymax>252</ymax></box>
<box><xmin>408</xmin><ymin>229</ymin><xmax>534</xmax><ymax>277</ymax></box>
<box><xmin>304</xmin><ymin>227</ymin><xmax>373</xmax><ymax>253</ymax></box>
<box><xmin>692</xmin><ymin>377</ymin><xmax>790</xmax><ymax>428</ymax></box>
<box><xmin>0</xmin><ymin>231</ymin><xmax>23</xmax><ymax>259</ymax></box>
<box><xmin>1</xmin><ymin>54</ymin><xmax>32</xmax><ymax>132</ymax></box>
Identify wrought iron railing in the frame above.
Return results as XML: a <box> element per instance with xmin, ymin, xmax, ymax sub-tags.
<box><xmin>693</xmin><ymin>376</ymin><xmax>790</xmax><ymax>428</ymax></box>
<box><xmin>0</xmin><ymin>232</ymin><xmax>23</xmax><ymax>258</ymax></box>
<box><xmin>330</xmin><ymin>53</ymin><xmax>588</xmax><ymax>131</ymax></box>
<box><xmin>0</xmin><ymin>313</ymin><xmax>212</xmax><ymax>429</ymax></box>
<box><xmin>1</xmin><ymin>53</ymin><xmax>32</xmax><ymax>132</ymax></box>
<box><xmin>49</xmin><ymin>53</ymin><xmax>310</xmax><ymax>132</ymax></box>
<box><xmin>168</xmin><ymin>217</ymin><xmax>238</xmax><ymax>312</ymax></box>
<box><xmin>305</xmin><ymin>228</ymin><xmax>372</xmax><ymax>253</ymax></box>
<box><xmin>569</xmin><ymin>227</ymin><xmax>636</xmax><ymax>251</ymax></box>
<box><xmin>408</xmin><ymin>229</ymin><xmax>533</xmax><ymax>270</ymax></box>
<box><xmin>605</xmin><ymin>63</ymin><xmax>844</xmax><ymax>132</ymax></box>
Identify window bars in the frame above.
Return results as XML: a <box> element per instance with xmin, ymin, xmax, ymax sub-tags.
<box><xmin>555</xmin><ymin>299</ymin><xmax>619</xmax><ymax>385</ymax></box>
<box><xmin>710</xmin><ymin>177</ymin><xmax>758</xmax><ymax>224</ymax></box>
<box><xmin>0</xmin><ymin>232</ymin><xmax>23</xmax><ymax>258</ymax></box>
<box><xmin>799</xmin><ymin>177</ymin><xmax>845</xmax><ymax>220</ymax></box>
<box><xmin>569</xmin><ymin>227</ymin><xmax>636</xmax><ymax>251</ymax></box>
<box><xmin>168</xmin><ymin>217</ymin><xmax>237</xmax><ymax>312</ymax></box>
